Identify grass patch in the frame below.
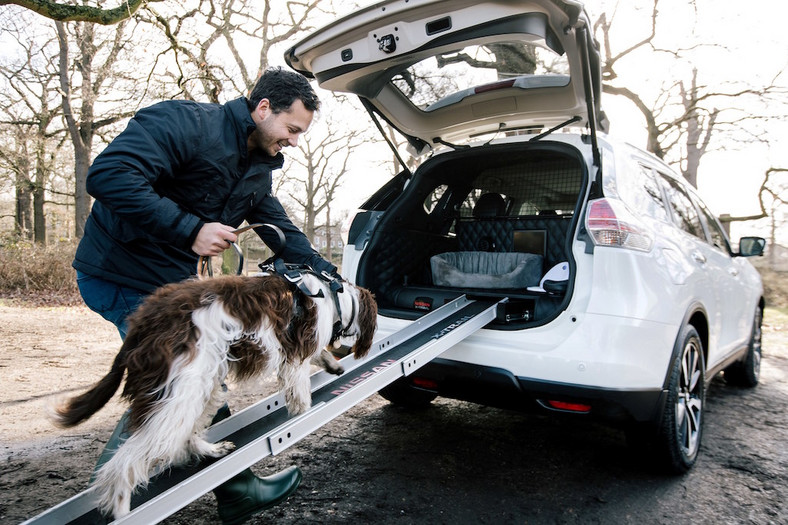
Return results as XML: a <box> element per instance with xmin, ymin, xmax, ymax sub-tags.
<box><xmin>0</xmin><ymin>239</ymin><xmax>81</xmax><ymax>306</ymax></box>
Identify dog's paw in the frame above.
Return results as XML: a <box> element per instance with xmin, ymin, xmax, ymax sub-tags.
<box><xmin>286</xmin><ymin>398</ymin><xmax>311</xmax><ymax>416</ymax></box>
<box><xmin>312</xmin><ymin>348</ymin><xmax>345</xmax><ymax>375</ymax></box>
<box><xmin>200</xmin><ymin>440</ymin><xmax>235</xmax><ymax>458</ymax></box>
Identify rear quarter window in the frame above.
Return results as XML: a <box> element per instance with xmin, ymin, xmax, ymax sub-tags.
<box><xmin>424</xmin><ymin>184</ymin><xmax>449</xmax><ymax>214</ymax></box>
<box><xmin>617</xmin><ymin>161</ymin><xmax>669</xmax><ymax>223</ymax></box>
<box><xmin>658</xmin><ymin>173</ymin><xmax>705</xmax><ymax>240</ymax></box>
<box><xmin>694</xmin><ymin>194</ymin><xmax>732</xmax><ymax>254</ymax></box>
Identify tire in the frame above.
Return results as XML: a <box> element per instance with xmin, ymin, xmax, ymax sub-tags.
<box><xmin>724</xmin><ymin>307</ymin><xmax>762</xmax><ymax>388</ymax></box>
<box><xmin>379</xmin><ymin>378</ymin><xmax>437</xmax><ymax>408</ymax></box>
<box><xmin>656</xmin><ymin>324</ymin><xmax>706</xmax><ymax>474</ymax></box>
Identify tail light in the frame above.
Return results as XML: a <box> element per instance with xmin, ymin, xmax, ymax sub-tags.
<box><xmin>585</xmin><ymin>198</ymin><xmax>653</xmax><ymax>252</ymax></box>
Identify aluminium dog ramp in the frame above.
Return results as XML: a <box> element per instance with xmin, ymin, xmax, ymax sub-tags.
<box><xmin>21</xmin><ymin>295</ymin><xmax>503</xmax><ymax>525</ymax></box>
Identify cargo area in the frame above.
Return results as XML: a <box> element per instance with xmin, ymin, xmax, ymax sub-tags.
<box><xmin>353</xmin><ymin>141</ymin><xmax>588</xmax><ymax>327</ymax></box>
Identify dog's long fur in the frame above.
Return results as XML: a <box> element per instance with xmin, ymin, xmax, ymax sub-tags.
<box><xmin>52</xmin><ymin>273</ymin><xmax>376</xmax><ymax>518</ymax></box>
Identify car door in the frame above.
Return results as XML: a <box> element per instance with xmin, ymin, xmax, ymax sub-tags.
<box><xmin>692</xmin><ymin>193</ymin><xmax>753</xmax><ymax>356</ymax></box>
<box><xmin>656</xmin><ymin>174</ymin><xmax>721</xmax><ymax>359</ymax></box>
<box><xmin>657</xmin><ymin>173</ymin><xmax>738</xmax><ymax>367</ymax></box>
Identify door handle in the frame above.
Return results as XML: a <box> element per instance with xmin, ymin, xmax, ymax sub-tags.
<box><xmin>691</xmin><ymin>251</ymin><xmax>706</xmax><ymax>264</ymax></box>
<box><xmin>728</xmin><ymin>267</ymin><xmax>739</xmax><ymax>277</ymax></box>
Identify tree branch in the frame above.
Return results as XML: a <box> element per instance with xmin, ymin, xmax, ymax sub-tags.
<box><xmin>0</xmin><ymin>0</ymin><xmax>162</xmax><ymax>25</ymax></box>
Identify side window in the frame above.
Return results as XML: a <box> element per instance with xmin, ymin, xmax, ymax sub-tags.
<box><xmin>615</xmin><ymin>159</ymin><xmax>669</xmax><ymax>222</ymax></box>
<box><xmin>639</xmin><ymin>166</ymin><xmax>669</xmax><ymax>222</ymax></box>
<box><xmin>424</xmin><ymin>184</ymin><xmax>449</xmax><ymax>214</ymax></box>
<box><xmin>658</xmin><ymin>174</ymin><xmax>705</xmax><ymax>239</ymax></box>
<box><xmin>695</xmin><ymin>198</ymin><xmax>731</xmax><ymax>253</ymax></box>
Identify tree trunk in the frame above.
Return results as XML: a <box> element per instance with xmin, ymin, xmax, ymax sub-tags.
<box><xmin>73</xmin><ymin>142</ymin><xmax>91</xmax><ymax>238</ymax></box>
<box><xmin>33</xmin><ymin>185</ymin><xmax>46</xmax><ymax>243</ymax></box>
<box><xmin>325</xmin><ymin>203</ymin><xmax>332</xmax><ymax>265</ymax></box>
<box><xmin>57</xmin><ymin>21</ymin><xmax>95</xmax><ymax>239</ymax></box>
<box><xmin>33</xmin><ymin>142</ymin><xmax>47</xmax><ymax>243</ymax></box>
<box><xmin>15</xmin><ymin>169</ymin><xmax>33</xmax><ymax>240</ymax></box>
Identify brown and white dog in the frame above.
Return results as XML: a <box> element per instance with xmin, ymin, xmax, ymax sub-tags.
<box><xmin>51</xmin><ymin>272</ymin><xmax>376</xmax><ymax>518</ymax></box>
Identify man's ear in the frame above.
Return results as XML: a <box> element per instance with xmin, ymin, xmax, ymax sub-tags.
<box><xmin>255</xmin><ymin>98</ymin><xmax>270</xmax><ymax>120</ymax></box>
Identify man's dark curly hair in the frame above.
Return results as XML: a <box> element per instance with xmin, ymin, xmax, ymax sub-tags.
<box><xmin>247</xmin><ymin>67</ymin><xmax>320</xmax><ymax>114</ymax></box>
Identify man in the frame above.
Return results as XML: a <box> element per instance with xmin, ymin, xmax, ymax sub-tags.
<box><xmin>73</xmin><ymin>67</ymin><xmax>333</xmax><ymax>524</ymax></box>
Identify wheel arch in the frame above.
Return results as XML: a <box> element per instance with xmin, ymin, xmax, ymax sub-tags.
<box><xmin>661</xmin><ymin>303</ymin><xmax>708</xmax><ymax>391</ymax></box>
<box><xmin>687</xmin><ymin>309</ymin><xmax>709</xmax><ymax>371</ymax></box>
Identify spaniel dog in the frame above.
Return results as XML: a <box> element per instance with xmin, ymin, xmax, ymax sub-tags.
<box><xmin>52</xmin><ymin>272</ymin><xmax>377</xmax><ymax>518</ymax></box>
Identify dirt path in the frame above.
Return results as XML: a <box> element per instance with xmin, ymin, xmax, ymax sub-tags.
<box><xmin>2</xmin><ymin>304</ymin><xmax>787</xmax><ymax>524</ymax></box>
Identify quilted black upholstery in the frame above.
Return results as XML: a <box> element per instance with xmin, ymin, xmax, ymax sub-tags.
<box><xmin>455</xmin><ymin>216</ymin><xmax>573</xmax><ymax>269</ymax></box>
<box><xmin>358</xmin><ymin>229</ymin><xmax>456</xmax><ymax>305</ymax></box>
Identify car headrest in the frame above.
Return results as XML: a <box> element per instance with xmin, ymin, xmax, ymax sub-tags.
<box><xmin>473</xmin><ymin>193</ymin><xmax>507</xmax><ymax>218</ymax></box>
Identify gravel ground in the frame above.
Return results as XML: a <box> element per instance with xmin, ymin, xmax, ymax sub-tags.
<box><xmin>1</xmin><ymin>304</ymin><xmax>787</xmax><ymax>524</ymax></box>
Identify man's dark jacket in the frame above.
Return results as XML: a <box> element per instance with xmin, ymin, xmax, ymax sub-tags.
<box><xmin>73</xmin><ymin>97</ymin><xmax>335</xmax><ymax>292</ymax></box>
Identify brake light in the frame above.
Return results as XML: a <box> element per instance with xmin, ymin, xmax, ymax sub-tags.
<box><xmin>585</xmin><ymin>198</ymin><xmax>653</xmax><ymax>252</ymax></box>
<box><xmin>474</xmin><ymin>79</ymin><xmax>516</xmax><ymax>94</ymax></box>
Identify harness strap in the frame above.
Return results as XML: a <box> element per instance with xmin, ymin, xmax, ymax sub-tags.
<box><xmin>260</xmin><ymin>258</ymin><xmax>352</xmax><ymax>344</ymax></box>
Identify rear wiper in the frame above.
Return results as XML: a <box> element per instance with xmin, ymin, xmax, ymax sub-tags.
<box><xmin>531</xmin><ymin>116</ymin><xmax>582</xmax><ymax>142</ymax></box>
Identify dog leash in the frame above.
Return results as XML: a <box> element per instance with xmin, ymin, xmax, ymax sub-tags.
<box><xmin>197</xmin><ymin>223</ymin><xmax>286</xmax><ymax>278</ymax></box>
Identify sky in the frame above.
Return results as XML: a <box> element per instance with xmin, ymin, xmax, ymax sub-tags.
<box><xmin>584</xmin><ymin>0</ymin><xmax>788</xmax><ymax>218</ymax></box>
<box><xmin>2</xmin><ymin>0</ymin><xmax>785</xmax><ymax>242</ymax></box>
<box><xmin>289</xmin><ymin>0</ymin><xmax>788</xmax><ymax>242</ymax></box>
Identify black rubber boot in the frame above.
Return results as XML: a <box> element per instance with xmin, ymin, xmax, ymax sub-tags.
<box><xmin>211</xmin><ymin>404</ymin><xmax>303</xmax><ymax>525</ymax></box>
<box><xmin>213</xmin><ymin>465</ymin><xmax>302</xmax><ymax>525</ymax></box>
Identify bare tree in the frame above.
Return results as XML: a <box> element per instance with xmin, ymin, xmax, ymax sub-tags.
<box><xmin>138</xmin><ymin>0</ymin><xmax>333</xmax><ymax>101</ymax></box>
<box><xmin>55</xmin><ymin>17</ymin><xmax>142</xmax><ymax>237</ymax></box>
<box><xmin>283</xmin><ymin>99</ymin><xmax>369</xmax><ymax>262</ymax></box>
<box><xmin>594</xmin><ymin>0</ymin><xmax>786</xmax><ymax>192</ymax></box>
<box><xmin>0</xmin><ymin>12</ymin><xmax>63</xmax><ymax>242</ymax></box>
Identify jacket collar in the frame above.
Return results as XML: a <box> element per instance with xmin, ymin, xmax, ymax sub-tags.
<box><xmin>226</xmin><ymin>97</ymin><xmax>284</xmax><ymax>170</ymax></box>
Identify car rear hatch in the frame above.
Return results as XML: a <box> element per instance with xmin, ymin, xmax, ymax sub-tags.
<box><xmin>285</xmin><ymin>0</ymin><xmax>603</xmax><ymax>326</ymax></box>
<box><xmin>285</xmin><ymin>0</ymin><xmax>606</xmax><ymax>157</ymax></box>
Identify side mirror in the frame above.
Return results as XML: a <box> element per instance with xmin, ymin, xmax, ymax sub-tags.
<box><xmin>738</xmin><ymin>236</ymin><xmax>766</xmax><ymax>257</ymax></box>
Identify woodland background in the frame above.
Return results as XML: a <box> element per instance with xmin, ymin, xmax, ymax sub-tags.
<box><xmin>1</xmin><ymin>0</ymin><xmax>787</xmax><ymax>297</ymax></box>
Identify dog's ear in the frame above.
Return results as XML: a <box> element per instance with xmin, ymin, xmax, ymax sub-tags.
<box><xmin>351</xmin><ymin>286</ymin><xmax>377</xmax><ymax>358</ymax></box>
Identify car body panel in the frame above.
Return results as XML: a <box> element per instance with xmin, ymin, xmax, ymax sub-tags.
<box><xmin>373</xmin><ymin>304</ymin><xmax>678</xmax><ymax>390</ymax></box>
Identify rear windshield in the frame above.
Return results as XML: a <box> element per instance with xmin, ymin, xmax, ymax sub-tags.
<box><xmin>391</xmin><ymin>40</ymin><xmax>570</xmax><ymax>112</ymax></box>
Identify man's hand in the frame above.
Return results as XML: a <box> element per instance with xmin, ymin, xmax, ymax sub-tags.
<box><xmin>192</xmin><ymin>223</ymin><xmax>238</xmax><ymax>257</ymax></box>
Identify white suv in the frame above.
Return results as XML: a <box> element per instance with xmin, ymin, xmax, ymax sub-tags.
<box><xmin>286</xmin><ymin>0</ymin><xmax>766</xmax><ymax>472</ymax></box>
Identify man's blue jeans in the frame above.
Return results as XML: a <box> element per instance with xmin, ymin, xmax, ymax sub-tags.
<box><xmin>76</xmin><ymin>271</ymin><xmax>148</xmax><ymax>340</ymax></box>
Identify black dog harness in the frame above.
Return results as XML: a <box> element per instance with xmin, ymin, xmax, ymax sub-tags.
<box><xmin>259</xmin><ymin>258</ymin><xmax>356</xmax><ymax>347</ymax></box>
<box><xmin>198</xmin><ymin>221</ymin><xmax>355</xmax><ymax>346</ymax></box>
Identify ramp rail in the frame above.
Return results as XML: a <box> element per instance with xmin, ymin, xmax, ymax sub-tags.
<box><xmin>22</xmin><ymin>295</ymin><xmax>503</xmax><ymax>525</ymax></box>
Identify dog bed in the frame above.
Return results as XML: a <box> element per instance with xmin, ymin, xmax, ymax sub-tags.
<box><xmin>430</xmin><ymin>251</ymin><xmax>543</xmax><ymax>289</ymax></box>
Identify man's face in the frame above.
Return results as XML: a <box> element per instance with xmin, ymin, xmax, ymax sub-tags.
<box><xmin>249</xmin><ymin>98</ymin><xmax>314</xmax><ymax>156</ymax></box>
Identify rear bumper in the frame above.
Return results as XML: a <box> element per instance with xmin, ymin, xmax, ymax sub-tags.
<box><xmin>402</xmin><ymin>358</ymin><xmax>668</xmax><ymax>423</ymax></box>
